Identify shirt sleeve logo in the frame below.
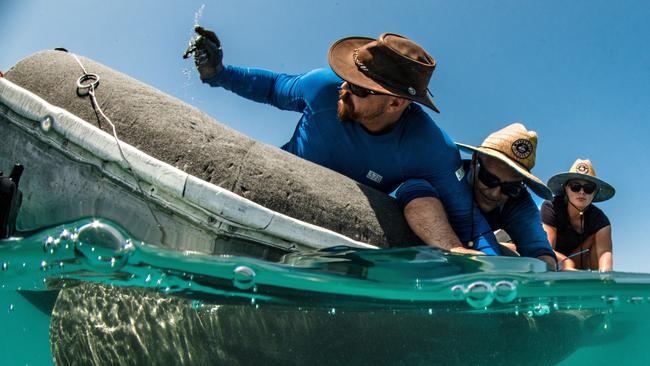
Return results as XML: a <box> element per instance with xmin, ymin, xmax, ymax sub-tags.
<box><xmin>366</xmin><ymin>170</ymin><xmax>383</xmax><ymax>183</ymax></box>
<box><xmin>455</xmin><ymin>166</ymin><xmax>465</xmax><ymax>181</ymax></box>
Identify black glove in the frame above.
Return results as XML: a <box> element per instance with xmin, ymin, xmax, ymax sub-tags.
<box><xmin>193</xmin><ymin>26</ymin><xmax>224</xmax><ymax>80</ymax></box>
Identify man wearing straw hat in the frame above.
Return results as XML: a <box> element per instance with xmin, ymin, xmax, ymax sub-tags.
<box><xmin>542</xmin><ymin>159</ymin><xmax>615</xmax><ymax>271</ymax></box>
<box><xmin>191</xmin><ymin>27</ymin><xmax>500</xmax><ymax>254</ymax></box>
<box><xmin>457</xmin><ymin>123</ymin><xmax>557</xmax><ymax>269</ymax></box>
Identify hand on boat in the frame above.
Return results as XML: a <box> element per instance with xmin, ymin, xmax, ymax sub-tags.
<box><xmin>450</xmin><ymin>246</ymin><xmax>485</xmax><ymax>255</ymax></box>
<box><xmin>193</xmin><ymin>26</ymin><xmax>224</xmax><ymax>80</ymax></box>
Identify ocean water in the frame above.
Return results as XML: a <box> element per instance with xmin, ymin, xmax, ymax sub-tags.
<box><xmin>1</xmin><ymin>218</ymin><xmax>649</xmax><ymax>365</ymax></box>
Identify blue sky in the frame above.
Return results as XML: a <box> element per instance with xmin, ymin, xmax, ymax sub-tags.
<box><xmin>2</xmin><ymin>0</ymin><xmax>649</xmax><ymax>272</ymax></box>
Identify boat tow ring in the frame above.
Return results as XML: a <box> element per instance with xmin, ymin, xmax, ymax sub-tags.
<box><xmin>76</xmin><ymin>73</ymin><xmax>100</xmax><ymax>96</ymax></box>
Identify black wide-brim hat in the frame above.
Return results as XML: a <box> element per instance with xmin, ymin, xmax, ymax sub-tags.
<box><xmin>328</xmin><ymin>33</ymin><xmax>440</xmax><ymax>113</ymax></box>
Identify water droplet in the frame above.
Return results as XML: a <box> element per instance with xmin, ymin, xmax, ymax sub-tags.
<box><xmin>232</xmin><ymin>265</ymin><xmax>256</xmax><ymax>290</ymax></box>
<box><xmin>2</xmin><ymin>262</ymin><xmax>8</xmax><ymax>271</ymax></box>
<box><xmin>250</xmin><ymin>297</ymin><xmax>256</xmax><ymax>306</ymax></box>
<box><xmin>428</xmin><ymin>308</ymin><xmax>433</xmax><ymax>315</ymax></box>
<box><xmin>40</xmin><ymin>260</ymin><xmax>48</xmax><ymax>271</ymax></box>
<box><xmin>8</xmin><ymin>304</ymin><xmax>14</xmax><ymax>313</ymax></box>
<box><xmin>164</xmin><ymin>286</ymin><xmax>171</xmax><ymax>293</ymax></box>
<box><xmin>22</xmin><ymin>262</ymin><xmax>26</xmax><ymax>268</ymax></box>
<box><xmin>58</xmin><ymin>262</ymin><xmax>64</xmax><ymax>269</ymax></box>
<box><xmin>494</xmin><ymin>281</ymin><xmax>517</xmax><ymax>303</ymax></box>
<box><xmin>329</xmin><ymin>308</ymin><xmax>336</xmax><ymax>315</ymax></box>
<box><xmin>145</xmin><ymin>274</ymin><xmax>152</xmax><ymax>283</ymax></box>
<box><xmin>40</xmin><ymin>116</ymin><xmax>52</xmax><ymax>131</ymax></box>
<box><xmin>465</xmin><ymin>281</ymin><xmax>495</xmax><ymax>308</ymax></box>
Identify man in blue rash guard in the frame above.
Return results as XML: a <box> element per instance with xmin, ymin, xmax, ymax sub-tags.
<box><xmin>192</xmin><ymin>26</ymin><xmax>500</xmax><ymax>255</ymax></box>
<box><xmin>457</xmin><ymin>123</ymin><xmax>557</xmax><ymax>269</ymax></box>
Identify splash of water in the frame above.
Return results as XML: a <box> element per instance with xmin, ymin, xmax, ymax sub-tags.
<box><xmin>182</xmin><ymin>4</ymin><xmax>207</xmax><ymax>99</ymax></box>
<box><xmin>194</xmin><ymin>4</ymin><xmax>206</xmax><ymax>27</ymax></box>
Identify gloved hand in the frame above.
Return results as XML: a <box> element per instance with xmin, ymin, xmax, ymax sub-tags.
<box><xmin>193</xmin><ymin>26</ymin><xmax>224</xmax><ymax>80</ymax></box>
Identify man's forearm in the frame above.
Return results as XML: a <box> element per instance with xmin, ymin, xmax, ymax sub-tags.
<box><xmin>403</xmin><ymin>197</ymin><xmax>464</xmax><ymax>250</ymax></box>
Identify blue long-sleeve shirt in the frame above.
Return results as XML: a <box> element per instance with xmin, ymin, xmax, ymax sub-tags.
<box><xmin>205</xmin><ymin>66</ymin><xmax>499</xmax><ymax>254</ymax></box>
<box><xmin>461</xmin><ymin>161</ymin><xmax>556</xmax><ymax>259</ymax></box>
<box><xmin>483</xmin><ymin>191</ymin><xmax>556</xmax><ymax>259</ymax></box>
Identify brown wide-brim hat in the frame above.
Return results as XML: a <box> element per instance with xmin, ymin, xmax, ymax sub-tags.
<box><xmin>547</xmin><ymin>159</ymin><xmax>615</xmax><ymax>202</ymax></box>
<box><xmin>457</xmin><ymin>123</ymin><xmax>553</xmax><ymax>200</ymax></box>
<box><xmin>328</xmin><ymin>33</ymin><xmax>440</xmax><ymax>113</ymax></box>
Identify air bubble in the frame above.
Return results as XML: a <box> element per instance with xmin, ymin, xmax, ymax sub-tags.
<box><xmin>232</xmin><ymin>265</ymin><xmax>256</xmax><ymax>290</ymax></box>
<box><xmin>74</xmin><ymin>221</ymin><xmax>134</xmax><ymax>272</ymax></box>
<box><xmin>533</xmin><ymin>303</ymin><xmax>550</xmax><ymax>316</ymax></box>
<box><xmin>450</xmin><ymin>285</ymin><xmax>465</xmax><ymax>300</ymax></box>
<box><xmin>43</xmin><ymin>236</ymin><xmax>57</xmax><ymax>253</ymax></box>
<box><xmin>628</xmin><ymin>296</ymin><xmax>644</xmax><ymax>304</ymax></box>
<box><xmin>601</xmin><ymin>295</ymin><xmax>620</xmax><ymax>307</ymax></box>
<box><xmin>1</xmin><ymin>262</ymin><xmax>7</xmax><ymax>271</ymax></box>
<box><xmin>465</xmin><ymin>281</ymin><xmax>495</xmax><ymax>309</ymax></box>
<box><xmin>494</xmin><ymin>281</ymin><xmax>517</xmax><ymax>303</ymax></box>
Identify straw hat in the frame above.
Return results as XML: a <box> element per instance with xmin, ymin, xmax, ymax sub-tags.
<box><xmin>328</xmin><ymin>33</ymin><xmax>439</xmax><ymax>112</ymax></box>
<box><xmin>457</xmin><ymin>123</ymin><xmax>553</xmax><ymax>200</ymax></box>
<box><xmin>547</xmin><ymin>159</ymin><xmax>615</xmax><ymax>202</ymax></box>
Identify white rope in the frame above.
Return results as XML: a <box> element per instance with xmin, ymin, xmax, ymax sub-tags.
<box><xmin>70</xmin><ymin>53</ymin><xmax>167</xmax><ymax>242</ymax></box>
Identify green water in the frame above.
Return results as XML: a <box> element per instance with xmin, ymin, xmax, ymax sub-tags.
<box><xmin>1</xmin><ymin>218</ymin><xmax>649</xmax><ymax>365</ymax></box>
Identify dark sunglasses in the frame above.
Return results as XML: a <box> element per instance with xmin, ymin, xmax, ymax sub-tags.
<box><xmin>347</xmin><ymin>82</ymin><xmax>380</xmax><ymax>98</ymax></box>
<box><xmin>477</xmin><ymin>163</ymin><xmax>526</xmax><ymax>198</ymax></box>
<box><xmin>567</xmin><ymin>182</ymin><xmax>597</xmax><ymax>195</ymax></box>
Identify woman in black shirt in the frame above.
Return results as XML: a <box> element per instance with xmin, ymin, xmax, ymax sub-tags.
<box><xmin>541</xmin><ymin>159</ymin><xmax>615</xmax><ymax>271</ymax></box>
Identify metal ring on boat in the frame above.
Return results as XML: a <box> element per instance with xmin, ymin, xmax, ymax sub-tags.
<box><xmin>76</xmin><ymin>73</ymin><xmax>100</xmax><ymax>96</ymax></box>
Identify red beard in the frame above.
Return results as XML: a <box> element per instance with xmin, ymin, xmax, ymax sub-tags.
<box><xmin>337</xmin><ymin>89</ymin><xmax>358</xmax><ymax>122</ymax></box>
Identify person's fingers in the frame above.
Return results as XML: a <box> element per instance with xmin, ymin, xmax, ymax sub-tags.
<box><xmin>450</xmin><ymin>247</ymin><xmax>485</xmax><ymax>255</ymax></box>
<box><xmin>194</xmin><ymin>26</ymin><xmax>221</xmax><ymax>47</ymax></box>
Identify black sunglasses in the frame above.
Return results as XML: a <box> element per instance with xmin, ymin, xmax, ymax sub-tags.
<box><xmin>347</xmin><ymin>82</ymin><xmax>380</xmax><ymax>98</ymax></box>
<box><xmin>567</xmin><ymin>182</ymin><xmax>597</xmax><ymax>195</ymax></box>
<box><xmin>477</xmin><ymin>162</ymin><xmax>526</xmax><ymax>198</ymax></box>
